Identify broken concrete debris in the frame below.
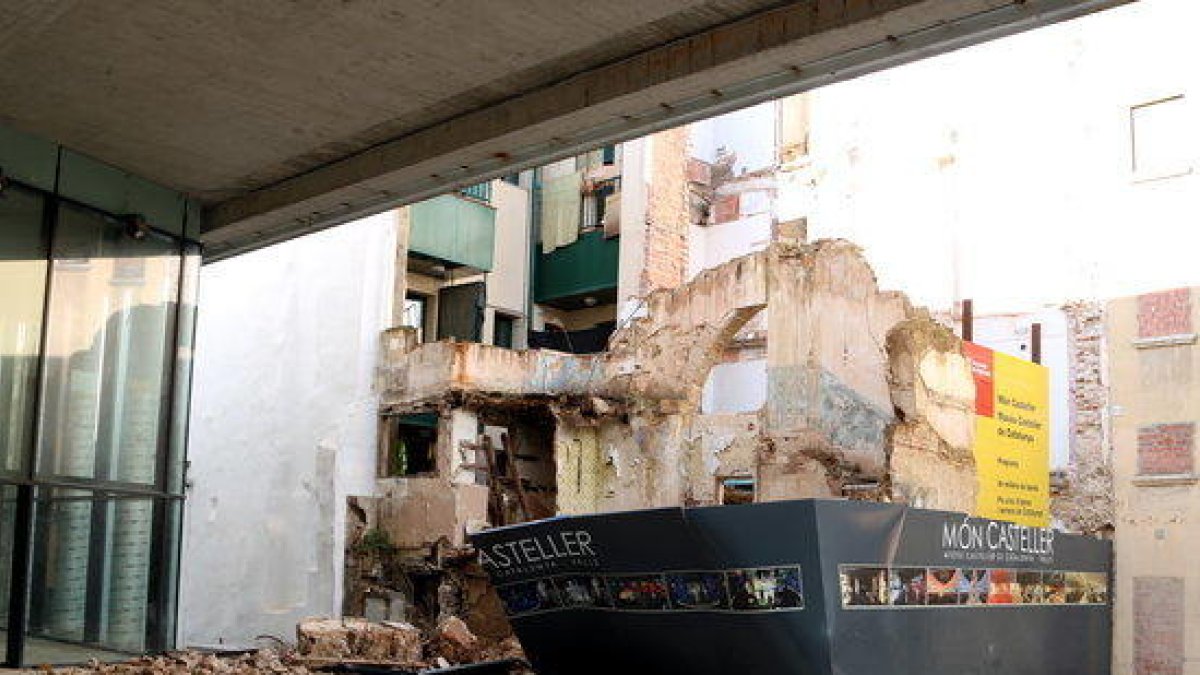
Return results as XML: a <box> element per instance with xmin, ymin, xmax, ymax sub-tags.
<box><xmin>296</xmin><ymin>617</ymin><xmax>422</xmax><ymax>663</ymax></box>
<box><xmin>27</xmin><ymin>617</ymin><xmax>526</xmax><ymax>674</ymax></box>
<box><xmin>295</xmin><ymin>616</ymin><xmax>525</xmax><ymax>670</ymax></box>
<box><xmin>31</xmin><ymin>650</ymin><xmax>309</xmax><ymax>674</ymax></box>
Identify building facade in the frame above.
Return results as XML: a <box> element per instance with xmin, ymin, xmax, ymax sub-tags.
<box><xmin>1108</xmin><ymin>288</ymin><xmax>1199</xmax><ymax>675</ymax></box>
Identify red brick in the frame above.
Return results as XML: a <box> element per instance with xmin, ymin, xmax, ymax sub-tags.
<box><xmin>686</xmin><ymin>158</ymin><xmax>712</xmax><ymax>185</ymax></box>
<box><xmin>1138</xmin><ymin>423</ymin><xmax>1195</xmax><ymax>475</ymax></box>
<box><xmin>1137</xmin><ymin>288</ymin><xmax>1192</xmax><ymax>339</ymax></box>
<box><xmin>1135</xmin><ymin>577</ymin><xmax>1184</xmax><ymax>675</ymax></box>
<box><xmin>712</xmin><ymin>193</ymin><xmax>740</xmax><ymax>224</ymax></box>
<box><xmin>641</xmin><ymin>128</ymin><xmax>691</xmax><ymax>294</ymax></box>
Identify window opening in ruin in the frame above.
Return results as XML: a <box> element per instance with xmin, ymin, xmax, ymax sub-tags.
<box><xmin>384</xmin><ymin>413</ymin><xmax>438</xmax><ymax>477</ymax></box>
<box><xmin>719</xmin><ymin>477</ymin><xmax>756</xmax><ymax>505</ymax></box>
<box><xmin>479</xmin><ymin>412</ymin><xmax>558</xmax><ymax>525</ymax></box>
<box><xmin>700</xmin><ymin>307</ymin><xmax>767</xmax><ymax>414</ymax></box>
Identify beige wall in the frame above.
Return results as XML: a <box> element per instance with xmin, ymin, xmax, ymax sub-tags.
<box><xmin>482</xmin><ymin>181</ymin><xmax>531</xmax><ymax>347</ymax></box>
<box><xmin>616</xmin><ymin>137</ymin><xmax>649</xmax><ymax>323</ymax></box>
<box><xmin>1109</xmin><ymin>290</ymin><xmax>1200</xmax><ymax>674</ymax></box>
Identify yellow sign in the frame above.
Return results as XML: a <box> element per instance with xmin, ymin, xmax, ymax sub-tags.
<box><xmin>965</xmin><ymin>343</ymin><xmax>1050</xmax><ymax>527</ymax></box>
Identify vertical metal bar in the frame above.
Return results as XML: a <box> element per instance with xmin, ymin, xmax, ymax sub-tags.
<box><xmin>1032</xmin><ymin>322</ymin><xmax>1043</xmax><ymax>365</ymax></box>
<box><xmin>962</xmin><ymin>298</ymin><xmax>974</xmax><ymax>343</ymax></box>
<box><xmin>5</xmin><ymin>484</ymin><xmax>33</xmax><ymax>668</ymax></box>
<box><xmin>83</xmin><ymin>493</ymin><xmax>107</xmax><ymax>644</ymax></box>
<box><xmin>145</xmin><ymin>497</ymin><xmax>167</xmax><ymax>652</ymax></box>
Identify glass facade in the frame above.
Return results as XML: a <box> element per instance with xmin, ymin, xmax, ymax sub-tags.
<box><xmin>0</xmin><ymin>182</ymin><xmax>197</xmax><ymax>665</ymax></box>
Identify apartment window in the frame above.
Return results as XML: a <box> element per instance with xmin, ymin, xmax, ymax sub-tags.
<box><xmin>601</xmin><ymin>144</ymin><xmax>617</xmax><ymax>166</ymax></box>
<box><xmin>581</xmin><ymin>178</ymin><xmax>619</xmax><ymax>230</ymax></box>
<box><xmin>402</xmin><ymin>293</ymin><xmax>428</xmax><ymax>342</ymax></box>
<box><xmin>1131</xmin><ymin>96</ymin><xmax>1192</xmax><ymax>180</ymax></box>
<box><xmin>383</xmin><ymin>414</ymin><xmax>438</xmax><ymax>477</ymax></box>
<box><xmin>494</xmin><ymin>313</ymin><xmax>516</xmax><ymax>349</ymax></box>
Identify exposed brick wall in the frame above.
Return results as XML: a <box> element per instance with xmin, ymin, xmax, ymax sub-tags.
<box><xmin>712</xmin><ymin>193</ymin><xmax>740</xmax><ymax>224</ymax></box>
<box><xmin>1134</xmin><ymin>577</ymin><xmax>1185</xmax><ymax>675</ymax></box>
<box><xmin>1137</xmin><ymin>423</ymin><xmax>1195</xmax><ymax>475</ymax></box>
<box><xmin>641</xmin><ymin>127</ymin><xmax>691</xmax><ymax>294</ymax></box>
<box><xmin>1138</xmin><ymin>288</ymin><xmax>1192</xmax><ymax>339</ymax></box>
<box><xmin>1052</xmin><ymin>301</ymin><xmax>1114</xmax><ymax>534</ymax></box>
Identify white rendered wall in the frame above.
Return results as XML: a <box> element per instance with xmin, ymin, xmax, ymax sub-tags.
<box><xmin>179</xmin><ymin>213</ymin><xmax>394</xmax><ymax>647</ymax></box>
<box><xmin>784</xmin><ymin>0</ymin><xmax>1200</xmax><ymax>312</ymax></box>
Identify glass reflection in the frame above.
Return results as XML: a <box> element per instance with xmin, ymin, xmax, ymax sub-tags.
<box><xmin>28</xmin><ymin>489</ymin><xmax>158</xmax><ymax>653</ymax></box>
<box><xmin>0</xmin><ymin>186</ymin><xmax>48</xmax><ymax>476</ymax></box>
<box><xmin>36</xmin><ymin>204</ymin><xmax>180</xmax><ymax>485</ymax></box>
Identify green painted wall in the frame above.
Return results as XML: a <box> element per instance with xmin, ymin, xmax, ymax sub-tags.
<box><xmin>534</xmin><ymin>230</ymin><xmax>619</xmax><ymax>303</ymax></box>
<box><xmin>410</xmin><ymin>194</ymin><xmax>496</xmax><ymax>271</ymax></box>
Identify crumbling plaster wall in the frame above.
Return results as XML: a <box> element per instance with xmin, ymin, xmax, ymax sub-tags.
<box><xmin>378</xmin><ymin>239</ymin><xmax>978</xmax><ymax>529</ymax></box>
<box><xmin>553</xmin><ymin>240</ymin><xmax>976</xmax><ymax>514</ymax></box>
<box><xmin>765</xmin><ymin>240</ymin><xmax>914</xmax><ymax>479</ymax></box>
<box><xmin>886</xmin><ymin>319</ymin><xmax>977</xmax><ymax>513</ymax></box>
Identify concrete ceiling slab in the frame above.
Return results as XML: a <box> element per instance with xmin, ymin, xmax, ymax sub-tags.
<box><xmin>0</xmin><ymin>0</ymin><xmax>1129</xmax><ymax>259</ymax></box>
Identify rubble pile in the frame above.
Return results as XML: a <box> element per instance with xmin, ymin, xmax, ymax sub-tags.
<box><xmin>295</xmin><ymin>616</ymin><xmax>525</xmax><ymax>670</ymax></box>
<box><xmin>29</xmin><ymin>618</ymin><xmax>526</xmax><ymax>674</ymax></box>
<box><xmin>44</xmin><ymin>649</ymin><xmax>312</xmax><ymax>674</ymax></box>
<box><xmin>296</xmin><ymin>617</ymin><xmax>423</xmax><ymax>663</ymax></box>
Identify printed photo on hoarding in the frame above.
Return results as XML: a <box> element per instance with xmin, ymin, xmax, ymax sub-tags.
<box><xmin>987</xmin><ymin>569</ymin><xmax>1018</xmax><ymax>605</ymax></box>
<box><xmin>607</xmin><ymin>574</ymin><xmax>670</xmax><ymax>610</ymax></box>
<box><xmin>839</xmin><ymin>566</ymin><xmax>888</xmax><ymax>608</ymax></box>
<box><xmin>496</xmin><ymin>579</ymin><xmax>562</xmax><ymax>616</ymax></box>
<box><xmin>1015</xmin><ymin>571</ymin><xmax>1045</xmax><ymax>604</ymax></box>
<box><xmin>554</xmin><ymin>575</ymin><xmax>612</xmax><ymax>608</ymax></box>
<box><xmin>666</xmin><ymin>571</ymin><xmax>730</xmax><ymax>610</ymax></box>
<box><xmin>1065</xmin><ymin>572</ymin><xmax>1108</xmax><ymax>604</ymax></box>
<box><xmin>1042</xmin><ymin>572</ymin><xmax>1067</xmax><ymax>604</ymax></box>
<box><xmin>958</xmin><ymin>568</ymin><xmax>991</xmax><ymax>605</ymax></box>
<box><xmin>729</xmin><ymin>567</ymin><xmax>805</xmax><ymax>610</ymax></box>
<box><xmin>926</xmin><ymin>568</ymin><xmax>963</xmax><ymax>605</ymax></box>
<box><xmin>889</xmin><ymin>567</ymin><xmax>928</xmax><ymax>606</ymax></box>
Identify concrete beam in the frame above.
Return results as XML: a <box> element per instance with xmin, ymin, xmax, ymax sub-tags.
<box><xmin>203</xmin><ymin>0</ymin><xmax>1128</xmax><ymax>261</ymax></box>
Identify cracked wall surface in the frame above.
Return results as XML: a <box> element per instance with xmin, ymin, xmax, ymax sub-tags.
<box><xmin>374</xmin><ymin>239</ymin><xmax>977</xmax><ymax>526</ymax></box>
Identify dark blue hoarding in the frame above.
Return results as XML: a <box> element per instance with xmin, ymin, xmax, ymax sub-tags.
<box><xmin>469</xmin><ymin>499</ymin><xmax>1111</xmax><ymax>675</ymax></box>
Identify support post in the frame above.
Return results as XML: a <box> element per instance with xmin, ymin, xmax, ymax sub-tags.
<box><xmin>962</xmin><ymin>299</ymin><xmax>974</xmax><ymax>343</ymax></box>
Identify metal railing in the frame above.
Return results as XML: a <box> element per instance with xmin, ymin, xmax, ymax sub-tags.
<box><xmin>459</xmin><ymin>181</ymin><xmax>492</xmax><ymax>203</ymax></box>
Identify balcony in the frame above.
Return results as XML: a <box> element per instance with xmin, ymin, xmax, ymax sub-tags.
<box><xmin>409</xmin><ymin>193</ymin><xmax>496</xmax><ymax>272</ymax></box>
<box><xmin>378</xmin><ymin>330</ymin><xmax>602</xmax><ymax>409</ymax></box>
<box><xmin>534</xmin><ymin>229</ymin><xmax>619</xmax><ymax>308</ymax></box>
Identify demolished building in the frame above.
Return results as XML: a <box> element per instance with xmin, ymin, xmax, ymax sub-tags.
<box><xmin>348</xmin><ymin>239</ymin><xmax>978</xmax><ymax>634</ymax></box>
